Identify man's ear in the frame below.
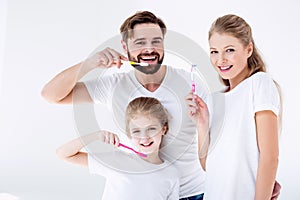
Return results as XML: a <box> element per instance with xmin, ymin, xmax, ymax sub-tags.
<box><xmin>121</xmin><ymin>40</ymin><xmax>128</xmax><ymax>54</ymax></box>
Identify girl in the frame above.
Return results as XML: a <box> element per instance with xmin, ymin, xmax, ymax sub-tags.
<box><xmin>56</xmin><ymin>97</ymin><xmax>179</xmax><ymax>200</ymax></box>
<box><xmin>186</xmin><ymin>14</ymin><xmax>281</xmax><ymax>200</ymax></box>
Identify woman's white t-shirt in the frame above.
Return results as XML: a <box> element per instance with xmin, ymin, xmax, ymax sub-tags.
<box><xmin>205</xmin><ymin>72</ymin><xmax>280</xmax><ymax>200</ymax></box>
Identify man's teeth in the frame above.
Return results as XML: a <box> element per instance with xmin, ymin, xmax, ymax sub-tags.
<box><xmin>141</xmin><ymin>56</ymin><xmax>156</xmax><ymax>60</ymax></box>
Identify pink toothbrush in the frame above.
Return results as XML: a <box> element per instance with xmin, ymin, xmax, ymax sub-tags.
<box><xmin>191</xmin><ymin>64</ymin><xmax>197</xmax><ymax>101</ymax></box>
<box><xmin>118</xmin><ymin>143</ymin><xmax>147</xmax><ymax>158</ymax></box>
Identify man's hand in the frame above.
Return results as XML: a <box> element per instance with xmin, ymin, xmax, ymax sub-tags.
<box><xmin>85</xmin><ymin>47</ymin><xmax>128</xmax><ymax>69</ymax></box>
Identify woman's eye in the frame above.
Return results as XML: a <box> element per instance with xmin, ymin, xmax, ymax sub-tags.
<box><xmin>210</xmin><ymin>51</ymin><xmax>218</xmax><ymax>54</ymax></box>
<box><xmin>226</xmin><ymin>48</ymin><xmax>235</xmax><ymax>52</ymax></box>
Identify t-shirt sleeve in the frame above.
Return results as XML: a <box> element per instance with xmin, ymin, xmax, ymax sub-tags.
<box><xmin>83</xmin><ymin>74</ymin><xmax>121</xmax><ymax>104</ymax></box>
<box><xmin>252</xmin><ymin>73</ymin><xmax>280</xmax><ymax>116</ymax></box>
<box><xmin>88</xmin><ymin>153</ymin><xmax>109</xmax><ymax>176</ymax></box>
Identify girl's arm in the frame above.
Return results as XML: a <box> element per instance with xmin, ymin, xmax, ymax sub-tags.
<box><xmin>56</xmin><ymin>131</ymin><xmax>120</xmax><ymax>167</ymax></box>
<box><xmin>254</xmin><ymin>110</ymin><xmax>279</xmax><ymax>200</ymax></box>
<box><xmin>186</xmin><ymin>93</ymin><xmax>210</xmax><ymax>170</ymax></box>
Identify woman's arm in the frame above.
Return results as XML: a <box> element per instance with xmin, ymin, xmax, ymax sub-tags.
<box><xmin>186</xmin><ymin>93</ymin><xmax>210</xmax><ymax>170</ymax></box>
<box><xmin>254</xmin><ymin>110</ymin><xmax>279</xmax><ymax>200</ymax></box>
<box><xmin>56</xmin><ymin>131</ymin><xmax>120</xmax><ymax>167</ymax></box>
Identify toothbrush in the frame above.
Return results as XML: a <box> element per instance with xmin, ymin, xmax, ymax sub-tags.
<box><xmin>118</xmin><ymin>143</ymin><xmax>147</xmax><ymax>158</ymax></box>
<box><xmin>129</xmin><ymin>61</ymin><xmax>149</xmax><ymax>67</ymax></box>
<box><xmin>191</xmin><ymin>64</ymin><xmax>197</xmax><ymax>94</ymax></box>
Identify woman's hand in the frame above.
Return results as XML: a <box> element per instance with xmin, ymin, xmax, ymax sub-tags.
<box><xmin>185</xmin><ymin>92</ymin><xmax>209</xmax><ymax>131</ymax></box>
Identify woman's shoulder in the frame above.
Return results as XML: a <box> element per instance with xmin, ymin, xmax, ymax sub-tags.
<box><xmin>251</xmin><ymin>71</ymin><xmax>273</xmax><ymax>82</ymax></box>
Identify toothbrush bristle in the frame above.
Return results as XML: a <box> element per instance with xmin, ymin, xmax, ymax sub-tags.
<box><xmin>129</xmin><ymin>61</ymin><xmax>149</xmax><ymax>67</ymax></box>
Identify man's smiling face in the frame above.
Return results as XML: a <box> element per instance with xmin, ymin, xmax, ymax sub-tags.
<box><xmin>124</xmin><ymin>23</ymin><xmax>165</xmax><ymax>74</ymax></box>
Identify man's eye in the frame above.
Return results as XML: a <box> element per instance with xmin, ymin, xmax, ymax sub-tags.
<box><xmin>135</xmin><ymin>41</ymin><xmax>146</xmax><ymax>45</ymax></box>
<box><xmin>152</xmin><ymin>40</ymin><xmax>162</xmax><ymax>44</ymax></box>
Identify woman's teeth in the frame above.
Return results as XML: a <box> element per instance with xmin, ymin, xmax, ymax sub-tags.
<box><xmin>219</xmin><ymin>65</ymin><xmax>233</xmax><ymax>70</ymax></box>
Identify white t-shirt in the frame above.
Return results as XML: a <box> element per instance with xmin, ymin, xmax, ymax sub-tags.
<box><xmin>88</xmin><ymin>150</ymin><xmax>180</xmax><ymax>200</ymax></box>
<box><xmin>84</xmin><ymin>66</ymin><xmax>211</xmax><ymax>198</ymax></box>
<box><xmin>204</xmin><ymin>72</ymin><xmax>280</xmax><ymax>200</ymax></box>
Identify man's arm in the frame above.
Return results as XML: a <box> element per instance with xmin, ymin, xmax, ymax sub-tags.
<box><xmin>41</xmin><ymin>62</ymin><xmax>93</xmax><ymax>104</ymax></box>
<box><xmin>41</xmin><ymin>48</ymin><xmax>128</xmax><ymax>104</ymax></box>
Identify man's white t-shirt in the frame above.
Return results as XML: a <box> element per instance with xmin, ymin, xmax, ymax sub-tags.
<box><xmin>88</xmin><ymin>150</ymin><xmax>179</xmax><ymax>200</ymax></box>
<box><xmin>205</xmin><ymin>72</ymin><xmax>280</xmax><ymax>200</ymax></box>
<box><xmin>84</xmin><ymin>66</ymin><xmax>211</xmax><ymax>198</ymax></box>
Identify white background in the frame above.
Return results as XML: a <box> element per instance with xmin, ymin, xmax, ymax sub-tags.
<box><xmin>1</xmin><ymin>0</ymin><xmax>299</xmax><ymax>199</ymax></box>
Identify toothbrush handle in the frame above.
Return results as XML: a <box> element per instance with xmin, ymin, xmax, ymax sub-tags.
<box><xmin>118</xmin><ymin>143</ymin><xmax>147</xmax><ymax>157</ymax></box>
<box><xmin>192</xmin><ymin>81</ymin><xmax>195</xmax><ymax>93</ymax></box>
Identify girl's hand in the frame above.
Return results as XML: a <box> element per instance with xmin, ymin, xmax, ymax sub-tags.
<box><xmin>99</xmin><ymin>130</ymin><xmax>120</xmax><ymax>147</ymax></box>
<box><xmin>185</xmin><ymin>92</ymin><xmax>210</xmax><ymax>131</ymax></box>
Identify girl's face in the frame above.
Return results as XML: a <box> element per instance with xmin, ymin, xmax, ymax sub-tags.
<box><xmin>209</xmin><ymin>32</ymin><xmax>253</xmax><ymax>89</ymax></box>
<box><xmin>129</xmin><ymin>115</ymin><xmax>166</xmax><ymax>155</ymax></box>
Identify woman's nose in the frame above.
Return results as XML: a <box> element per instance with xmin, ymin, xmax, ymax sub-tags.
<box><xmin>217</xmin><ymin>53</ymin><xmax>227</xmax><ymax>65</ymax></box>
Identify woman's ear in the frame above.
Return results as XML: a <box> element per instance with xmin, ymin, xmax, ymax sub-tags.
<box><xmin>247</xmin><ymin>42</ymin><xmax>254</xmax><ymax>58</ymax></box>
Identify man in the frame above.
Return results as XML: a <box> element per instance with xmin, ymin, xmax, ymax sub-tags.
<box><xmin>42</xmin><ymin>11</ymin><xmax>210</xmax><ymax>200</ymax></box>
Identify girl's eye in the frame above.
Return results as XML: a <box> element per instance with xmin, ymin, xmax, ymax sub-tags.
<box><xmin>148</xmin><ymin>127</ymin><xmax>156</xmax><ymax>131</ymax></box>
<box><xmin>210</xmin><ymin>50</ymin><xmax>218</xmax><ymax>54</ymax></box>
<box><xmin>132</xmin><ymin>130</ymin><xmax>140</xmax><ymax>134</ymax></box>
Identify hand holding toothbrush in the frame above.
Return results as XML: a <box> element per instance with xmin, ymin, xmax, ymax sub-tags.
<box><xmin>85</xmin><ymin>48</ymin><xmax>150</xmax><ymax>70</ymax></box>
<box><xmin>85</xmin><ymin>48</ymin><xmax>128</xmax><ymax>70</ymax></box>
<box><xmin>100</xmin><ymin>130</ymin><xmax>147</xmax><ymax>158</ymax></box>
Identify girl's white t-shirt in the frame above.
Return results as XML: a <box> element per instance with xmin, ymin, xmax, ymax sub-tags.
<box><xmin>88</xmin><ymin>150</ymin><xmax>180</xmax><ymax>200</ymax></box>
<box><xmin>205</xmin><ymin>72</ymin><xmax>280</xmax><ymax>200</ymax></box>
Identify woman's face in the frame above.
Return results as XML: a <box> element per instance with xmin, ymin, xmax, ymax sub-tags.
<box><xmin>129</xmin><ymin>115</ymin><xmax>166</xmax><ymax>155</ymax></box>
<box><xmin>209</xmin><ymin>32</ymin><xmax>253</xmax><ymax>88</ymax></box>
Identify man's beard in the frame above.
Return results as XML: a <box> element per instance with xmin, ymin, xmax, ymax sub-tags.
<box><xmin>128</xmin><ymin>51</ymin><xmax>164</xmax><ymax>75</ymax></box>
